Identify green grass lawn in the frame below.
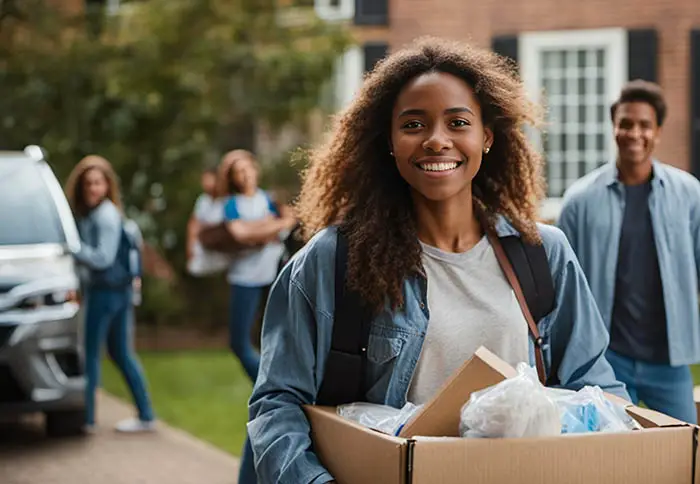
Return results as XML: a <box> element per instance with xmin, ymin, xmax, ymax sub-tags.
<box><xmin>101</xmin><ymin>350</ymin><xmax>252</xmax><ymax>456</ymax></box>
<box><xmin>691</xmin><ymin>365</ymin><xmax>700</xmax><ymax>384</ymax></box>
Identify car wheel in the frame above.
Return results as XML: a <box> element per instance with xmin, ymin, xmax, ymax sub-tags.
<box><xmin>45</xmin><ymin>410</ymin><xmax>85</xmax><ymax>437</ymax></box>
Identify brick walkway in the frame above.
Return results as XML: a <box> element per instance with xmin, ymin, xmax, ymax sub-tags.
<box><xmin>0</xmin><ymin>392</ymin><xmax>240</xmax><ymax>484</ymax></box>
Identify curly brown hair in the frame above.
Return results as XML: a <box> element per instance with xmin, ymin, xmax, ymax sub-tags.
<box><xmin>297</xmin><ymin>37</ymin><xmax>546</xmax><ymax>312</ymax></box>
<box><xmin>65</xmin><ymin>155</ymin><xmax>123</xmax><ymax>217</ymax></box>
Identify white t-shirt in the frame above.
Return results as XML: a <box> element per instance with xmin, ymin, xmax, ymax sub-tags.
<box><xmin>223</xmin><ymin>190</ymin><xmax>284</xmax><ymax>287</ymax></box>
<box><xmin>407</xmin><ymin>237</ymin><xmax>531</xmax><ymax>405</ymax></box>
<box><xmin>187</xmin><ymin>194</ymin><xmax>228</xmax><ymax>277</ymax></box>
<box><xmin>194</xmin><ymin>194</ymin><xmax>225</xmax><ymax>224</ymax></box>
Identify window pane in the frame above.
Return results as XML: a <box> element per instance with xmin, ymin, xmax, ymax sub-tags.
<box><xmin>543</xmin><ymin>77</ymin><xmax>556</xmax><ymax>96</ymax></box>
<box><xmin>596</xmin><ymin>76</ymin><xmax>605</xmax><ymax>95</ymax></box>
<box><xmin>579</xmin><ymin>158</ymin><xmax>588</xmax><ymax>179</ymax></box>
<box><xmin>578</xmin><ymin>104</ymin><xmax>586</xmax><ymax>123</ymax></box>
<box><xmin>595</xmin><ymin>49</ymin><xmax>605</xmax><ymax>68</ymax></box>
<box><xmin>556</xmin><ymin>51</ymin><xmax>566</xmax><ymax>69</ymax></box>
<box><xmin>542</xmin><ymin>51</ymin><xmax>556</xmax><ymax>70</ymax></box>
<box><xmin>578</xmin><ymin>77</ymin><xmax>586</xmax><ymax>96</ymax></box>
<box><xmin>538</xmin><ymin>45</ymin><xmax>612</xmax><ymax>196</ymax></box>
<box><xmin>596</xmin><ymin>133</ymin><xmax>605</xmax><ymax>151</ymax></box>
<box><xmin>577</xmin><ymin>50</ymin><xmax>587</xmax><ymax>68</ymax></box>
<box><xmin>0</xmin><ymin>162</ymin><xmax>65</xmax><ymax>245</ymax></box>
<box><xmin>597</xmin><ymin>104</ymin><xmax>606</xmax><ymax>123</ymax></box>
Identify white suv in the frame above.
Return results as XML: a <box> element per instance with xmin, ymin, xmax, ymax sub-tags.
<box><xmin>0</xmin><ymin>146</ymin><xmax>86</xmax><ymax>436</ymax></box>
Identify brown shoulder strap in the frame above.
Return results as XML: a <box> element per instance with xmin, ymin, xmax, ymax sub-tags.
<box><xmin>487</xmin><ymin>232</ymin><xmax>547</xmax><ymax>385</ymax></box>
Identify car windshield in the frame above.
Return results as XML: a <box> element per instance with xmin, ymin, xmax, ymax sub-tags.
<box><xmin>0</xmin><ymin>160</ymin><xmax>66</xmax><ymax>246</ymax></box>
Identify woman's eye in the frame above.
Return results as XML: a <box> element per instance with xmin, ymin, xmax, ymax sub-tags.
<box><xmin>402</xmin><ymin>121</ymin><xmax>424</xmax><ymax>130</ymax></box>
<box><xmin>450</xmin><ymin>119</ymin><xmax>469</xmax><ymax>128</ymax></box>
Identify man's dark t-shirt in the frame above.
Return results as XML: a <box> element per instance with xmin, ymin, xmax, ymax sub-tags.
<box><xmin>610</xmin><ymin>181</ymin><xmax>669</xmax><ymax>363</ymax></box>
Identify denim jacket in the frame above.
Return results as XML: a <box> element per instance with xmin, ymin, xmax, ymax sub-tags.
<box><xmin>558</xmin><ymin>161</ymin><xmax>700</xmax><ymax>366</ymax></box>
<box><xmin>248</xmin><ymin>218</ymin><xmax>627</xmax><ymax>484</ymax></box>
<box><xmin>74</xmin><ymin>199</ymin><xmax>122</xmax><ymax>286</ymax></box>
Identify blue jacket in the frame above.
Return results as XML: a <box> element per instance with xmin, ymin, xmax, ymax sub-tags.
<box><xmin>248</xmin><ymin>218</ymin><xmax>627</xmax><ymax>484</ymax></box>
<box><xmin>74</xmin><ymin>199</ymin><xmax>122</xmax><ymax>273</ymax></box>
<box><xmin>558</xmin><ymin>161</ymin><xmax>700</xmax><ymax>366</ymax></box>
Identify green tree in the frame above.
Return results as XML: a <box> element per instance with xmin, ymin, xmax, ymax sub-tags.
<box><xmin>0</xmin><ymin>0</ymin><xmax>350</xmax><ymax>326</ymax></box>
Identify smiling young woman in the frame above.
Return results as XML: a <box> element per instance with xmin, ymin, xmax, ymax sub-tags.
<box><xmin>246</xmin><ymin>37</ymin><xmax>627</xmax><ymax>484</ymax></box>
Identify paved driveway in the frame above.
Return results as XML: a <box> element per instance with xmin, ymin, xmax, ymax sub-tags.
<box><xmin>0</xmin><ymin>392</ymin><xmax>240</xmax><ymax>484</ymax></box>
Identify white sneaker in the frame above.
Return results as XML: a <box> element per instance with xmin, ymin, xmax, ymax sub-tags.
<box><xmin>114</xmin><ymin>418</ymin><xmax>156</xmax><ymax>433</ymax></box>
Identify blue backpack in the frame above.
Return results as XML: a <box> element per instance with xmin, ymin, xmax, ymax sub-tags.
<box><xmin>91</xmin><ymin>222</ymin><xmax>141</xmax><ymax>289</ymax></box>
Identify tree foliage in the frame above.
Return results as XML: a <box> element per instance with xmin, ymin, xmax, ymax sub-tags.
<box><xmin>0</xmin><ymin>0</ymin><xmax>349</xmax><ymax>326</ymax></box>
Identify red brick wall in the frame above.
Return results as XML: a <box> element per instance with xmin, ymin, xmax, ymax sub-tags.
<box><xmin>387</xmin><ymin>0</ymin><xmax>700</xmax><ymax>171</ymax></box>
<box><xmin>49</xmin><ymin>0</ymin><xmax>85</xmax><ymax>15</ymax></box>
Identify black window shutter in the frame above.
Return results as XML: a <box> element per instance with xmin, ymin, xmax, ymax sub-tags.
<box><xmin>491</xmin><ymin>35</ymin><xmax>519</xmax><ymax>71</ymax></box>
<box><xmin>363</xmin><ymin>42</ymin><xmax>389</xmax><ymax>73</ymax></box>
<box><xmin>627</xmin><ymin>29</ymin><xmax>658</xmax><ymax>82</ymax></box>
<box><xmin>354</xmin><ymin>0</ymin><xmax>388</xmax><ymax>26</ymax></box>
<box><xmin>691</xmin><ymin>30</ymin><xmax>700</xmax><ymax>178</ymax></box>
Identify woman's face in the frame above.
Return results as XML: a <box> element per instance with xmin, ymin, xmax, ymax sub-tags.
<box><xmin>390</xmin><ymin>71</ymin><xmax>493</xmax><ymax>203</ymax></box>
<box><xmin>201</xmin><ymin>172</ymin><xmax>217</xmax><ymax>196</ymax></box>
<box><xmin>230</xmin><ymin>157</ymin><xmax>258</xmax><ymax>194</ymax></box>
<box><xmin>82</xmin><ymin>167</ymin><xmax>109</xmax><ymax>209</ymax></box>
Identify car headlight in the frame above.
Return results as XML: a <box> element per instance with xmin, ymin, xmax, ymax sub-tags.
<box><xmin>16</xmin><ymin>290</ymin><xmax>80</xmax><ymax>310</ymax></box>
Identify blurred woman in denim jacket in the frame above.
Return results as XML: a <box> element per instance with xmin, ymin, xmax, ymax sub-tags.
<box><xmin>66</xmin><ymin>156</ymin><xmax>154</xmax><ymax>434</ymax></box>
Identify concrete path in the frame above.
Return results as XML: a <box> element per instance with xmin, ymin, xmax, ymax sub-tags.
<box><xmin>0</xmin><ymin>392</ymin><xmax>240</xmax><ymax>484</ymax></box>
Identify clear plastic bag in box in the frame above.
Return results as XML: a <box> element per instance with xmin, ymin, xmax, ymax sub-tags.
<box><xmin>553</xmin><ymin>385</ymin><xmax>641</xmax><ymax>434</ymax></box>
<box><xmin>459</xmin><ymin>362</ymin><xmax>640</xmax><ymax>439</ymax></box>
<box><xmin>459</xmin><ymin>363</ymin><xmax>561</xmax><ymax>438</ymax></box>
<box><xmin>337</xmin><ymin>402</ymin><xmax>423</xmax><ymax>436</ymax></box>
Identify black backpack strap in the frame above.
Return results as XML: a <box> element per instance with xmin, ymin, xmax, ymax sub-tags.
<box><xmin>499</xmin><ymin>235</ymin><xmax>559</xmax><ymax>385</ymax></box>
<box><xmin>499</xmin><ymin>236</ymin><xmax>555</xmax><ymax>322</ymax></box>
<box><xmin>316</xmin><ymin>229</ymin><xmax>372</xmax><ymax>406</ymax></box>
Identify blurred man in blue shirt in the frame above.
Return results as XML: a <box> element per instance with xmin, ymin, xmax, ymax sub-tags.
<box><xmin>559</xmin><ymin>80</ymin><xmax>700</xmax><ymax>423</ymax></box>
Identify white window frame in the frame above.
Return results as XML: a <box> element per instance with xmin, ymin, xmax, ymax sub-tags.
<box><xmin>334</xmin><ymin>46</ymin><xmax>363</xmax><ymax>110</ymax></box>
<box><xmin>315</xmin><ymin>0</ymin><xmax>354</xmax><ymax>22</ymax></box>
<box><xmin>519</xmin><ymin>28</ymin><xmax>627</xmax><ymax>211</ymax></box>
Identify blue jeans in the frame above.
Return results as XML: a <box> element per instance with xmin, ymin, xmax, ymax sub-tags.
<box><xmin>84</xmin><ymin>288</ymin><xmax>154</xmax><ymax>426</ymax></box>
<box><xmin>229</xmin><ymin>284</ymin><xmax>265</xmax><ymax>484</ymax></box>
<box><xmin>238</xmin><ymin>437</ymin><xmax>257</xmax><ymax>484</ymax></box>
<box><xmin>606</xmin><ymin>349</ymin><xmax>697</xmax><ymax>424</ymax></box>
<box><xmin>228</xmin><ymin>284</ymin><xmax>264</xmax><ymax>383</ymax></box>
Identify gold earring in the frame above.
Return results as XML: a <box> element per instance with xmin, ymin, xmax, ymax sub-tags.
<box><xmin>484</xmin><ymin>147</ymin><xmax>490</xmax><ymax>154</ymax></box>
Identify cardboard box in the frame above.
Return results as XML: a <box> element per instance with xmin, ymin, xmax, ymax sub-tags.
<box><xmin>306</xmin><ymin>347</ymin><xmax>699</xmax><ymax>484</ymax></box>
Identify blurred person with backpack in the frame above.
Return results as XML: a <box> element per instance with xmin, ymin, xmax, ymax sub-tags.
<box><xmin>218</xmin><ymin>149</ymin><xmax>296</xmax><ymax>484</ymax></box>
<box><xmin>65</xmin><ymin>156</ymin><xmax>155</xmax><ymax>434</ymax></box>
<box><xmin>218</xmin><ymin>149</ymin><xmax>296</xmax><ymax>382</ymax></box>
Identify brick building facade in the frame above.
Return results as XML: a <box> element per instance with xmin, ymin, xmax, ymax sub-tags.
<box><xmin>323</xmin><ymin>0</ymin><xmax>700</xmax><ymax>211</ymax></box>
